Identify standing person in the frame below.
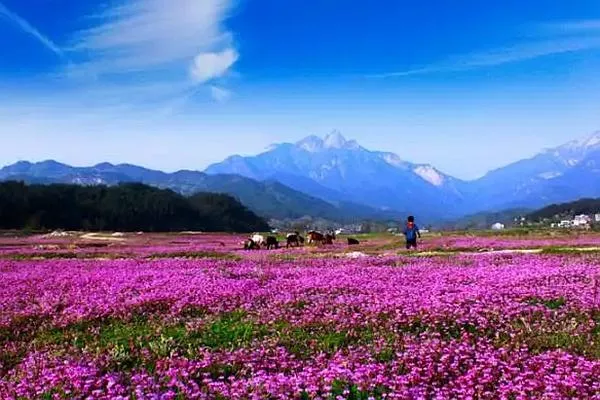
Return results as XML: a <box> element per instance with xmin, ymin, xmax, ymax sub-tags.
<box><xmin>403</xmin><ymin>215</ymin><xmax>421</xmax><ymax>250</ymax></box>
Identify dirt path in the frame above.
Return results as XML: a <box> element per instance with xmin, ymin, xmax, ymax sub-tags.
<box><xmin>79</xmin><ymin>233</ymin><xmax>127</xmax><ymax>242</ymax></box>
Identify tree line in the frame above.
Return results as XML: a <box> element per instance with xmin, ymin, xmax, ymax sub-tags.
<box><xmin>0</xmin><ymin>181</ymin><xmax>270</xmax><ymax>233</ymax></box>
<box><xmin>527</xmin><ymin>198</ymin><xmax>600</xmax><ymax>222</ymax></box>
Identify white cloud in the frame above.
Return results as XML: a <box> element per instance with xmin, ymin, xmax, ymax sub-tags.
<box><xmin>210</xmin><ymin>85</ymin><xmax>232</xmax><ymax>103</ymax></box>
<box><xmin>0</xmin><ymin>1</ymin><xmax>63</xmax><ymax>57</ymax></box>
<box><xmin>457</xmin><ymin>37</ymin><xmax>600</xmax><ymax>68</ymax></box>
<box><xmin>57</xmin><ymin>0</ymin><xmax>238</xmax><ymax>107</ymax></box>
<box><xmin>369</xmin><ymin>21</ymin><xmax>600</xmax><ymax>79</ymax></box>
<box><xmin>191</xmin><ymin>48</ymin><xmax>238</xmax><ymax>83</ymax></box>
<box><xmin>70</xmin><ymin>0</ymin><xmax>235</xmax><ymax>77</ymax></box>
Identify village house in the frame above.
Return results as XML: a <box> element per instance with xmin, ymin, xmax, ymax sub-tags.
<box><xmin>573</xmin><ymin>214</ymin><xmax>592</xmax><ymax>227</ymax></box>
<box><xmin>491</xmin><ymin>222</ymin><xmax>505</xmax><ymax>230</ymax></box>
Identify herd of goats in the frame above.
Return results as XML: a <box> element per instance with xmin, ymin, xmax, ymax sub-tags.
<box><xmin>243</xmin><ymin>231</ymin><xmax>360</xmax><ymax>250</ymax></box>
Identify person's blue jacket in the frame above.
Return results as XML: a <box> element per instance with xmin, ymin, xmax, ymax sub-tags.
<box><xmin>403</xmin><ymin>223</ymin><xmax>420</xmax><ymax>241</ymax></box>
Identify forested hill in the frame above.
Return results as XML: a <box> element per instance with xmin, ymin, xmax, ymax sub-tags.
<box><xmin>526</xmin><ymin>198</ymin><xmax>600</xmax><ymax>221</ymax></box>
<box><xmin>0</xmin><ymin>181</ymin><xmax>270</xmax><ymax>233</ymax></box>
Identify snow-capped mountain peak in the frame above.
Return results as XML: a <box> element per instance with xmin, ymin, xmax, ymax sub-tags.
<box><xmin>378</xmin><ymin>152</ymin><xmax>409</xmax><ymax>169</ymax></box>
<box><xmin>296</xmin><ymin>131</ymin><xmax>361</xmax><ymax>152</ymax></box>
<box><xmin>555</xmin><ymin>131</ymin><xmax>600</xmax><ymax>152</ymax></box>
<box><xmin>323</xmin><ymin>130</ymin><xmax>348</xmax><ymax>149</ymax></box>
<box><xmin>414</xmin><ymin>165</ymin><xmax>445</xmax><ymax>186</ymax></box>
<box><xmin>582</xmin><ymin>131</ymin><xmax>600</xmax><ymax>148</ymax></box>
<box><xmin>297</xmin><ymin>135</ymin><xmax>324</xmax><ymax>152</ymax></box>
<box><xmin>537</xmin><ymin>131</ymin><xmax>600</xmax><ymax>169</ymax></box>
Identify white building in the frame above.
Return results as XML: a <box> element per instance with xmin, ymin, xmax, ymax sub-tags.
<box><xmin>595</xmin><ymin>214</ymin><xmax>600</xmax><ymax>222</ymax></box>
<box><xmin>573</xmin><ymin>214</ymin><xmax>591</xmax><ymax>227</ymax></box>
<box><xmin>558</xmin><ymin>220</ymin><xmax>573</xmax><ymax>228</ymax></box>
<box><xmin>491</xmin><ymin>222</ymin><xmax>505</xmax><ymax>230</ymax></box>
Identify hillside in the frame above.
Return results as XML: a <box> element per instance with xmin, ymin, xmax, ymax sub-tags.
<box><xmin>206</xmin><ymin>131</ymin><xmax>469</xmax><ymax>219</ymax></box>
<box><xmin>0</xmin><ymin>161</ymin><xmax>396</xmax><ymax>223</ymax></box>
<box><xmin>0</xmin><ymin>181</ymin><xmax>269</xmax><ymax>233</ymax></box>
<box><xmin>526</xmin><ymin>198</ymin><xmax>600</xmax><ymax>222</ymax></box>
<box><xmin>439</xmin><ymin>208</ymin><xmax>530</xmax><ymax>230</ymax></box>
<box><xmin>470</xmin><ymin>131</ymin><xmax>600</xmax><ymax>212</ymax></box>
<box><xmin>5</xmin><ymin>130</ymin><xmax>600</xmax><ymax>224</ymax></box>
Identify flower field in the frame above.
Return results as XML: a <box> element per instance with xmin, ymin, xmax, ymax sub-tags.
<box><xmin>2</xmin><ymin>232</ymin><xmax>600</xmax><ymax>399</ymax></box>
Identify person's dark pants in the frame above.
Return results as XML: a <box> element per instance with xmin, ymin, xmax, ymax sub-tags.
<box><xmin>406</xmin><ymin>239</ymin><xmax>417</xmax><ymax>249</ymax></box>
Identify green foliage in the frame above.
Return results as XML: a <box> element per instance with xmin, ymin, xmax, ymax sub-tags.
<box><xmin>540</xmin><ymin>247</ymin><xmax>600</xmax><ymax>255</ymax></box>
<box><xmin>32</xmin><ymin>310</ymin><xmax>266</xmax><ymax>354</ymax></box>
<box><xmin>301</xmin><ymin>381</ymin><xmax>391</xmax><ymax>399</ymax></box>
<box><xmin>525</xmin><ymin>296</ymin><xmax>567</xmax><ymax>310</ymax></box>
<box><xmin>524</xmin><ymin>330</ymin><xmax>600</xmax><ymax>359</ymax></box>
<box><xmin>279</xmin><ymin>325</ymin><xmax>376</xmax><ymax>357</ymax></box>
<box><xmin>0</xmin><ymin>181</ymin><xmax>269</xmax><ymax>233</ymax></box>
<box><xmin>327</xmin><ymin>380</ymin><xmax>389</xmax><ymax>399</ymax></box>
<box><xmin>197</xmin><ymin>311</ymin><xmax>268</xmax><ymax>349</ymax></box>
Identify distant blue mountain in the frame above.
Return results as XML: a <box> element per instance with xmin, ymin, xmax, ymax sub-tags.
<box><xmin>0</xmin><ymin>160</ymin><xmax>400</xmax><ymax>223</ymax></box>
<box><xmin>206</xmin><ymin>130</ymin><xmax>600</xmax><ymax>217</ymax></box>
<box><xmin>471</xmin><ymin>131</ymin><xmax>600</xmax><ymax>211</ymax></box>
<box><xmin>3</xmin><ymin>130</ymin><xmax>600</xmax><ymax>222</ymax></box>
<box><xmin>206</xmin><ymin>131</ymin><xmax>470</xmax><ymax>218</ymax></box>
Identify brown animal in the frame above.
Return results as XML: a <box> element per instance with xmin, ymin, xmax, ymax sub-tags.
<box><xmin>347</xmin><ymin>237</ymin><xmax>360</xmax><ymax>245</ymax></box>
<box><xmin>307</xmin><ymin>231</ymin><xmax>324</xmax><ymax>245</ymax></box>
<box><xmin>323</xmin><ymin>233</ymin><xmax>335</xmax><ymax>245</ymax></box>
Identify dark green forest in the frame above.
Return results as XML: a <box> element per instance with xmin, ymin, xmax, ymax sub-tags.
<box><xmin>527</xmin><ymin>198</ymin><xmax>600</xmax><ymax>221</ymax></box>
<box><xmin>0</xmin><ymin>181</ymin><xmax>269</xmax><ymax>232</ymax></box>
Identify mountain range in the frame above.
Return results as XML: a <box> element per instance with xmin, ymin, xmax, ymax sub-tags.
<box><xmin>0</xmin><ymin>160</ymin><xmax>399</xmax><ymax>223</ymax></box>
<box><xmin>206</xmin><ymin>130</ymin><xmax>600</xmax><ymax>218</ymax></box>
<box><xmin>2</xmin><ymin>130</ymin><xmax>600</xmax><ymax>223</ymax></box>
<box><xmin>206</xmin><ymin>131</ymin><xmax>468</xmax><ymax>219</ymax></box>
<box><xmin>468</xmin><ymin>132</ymin><xmax>600</xmax><ymax>211</ymax></box>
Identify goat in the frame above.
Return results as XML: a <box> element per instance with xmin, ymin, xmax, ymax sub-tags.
<box><xmin>307</xmin><ymin>231</ymin><xmax>324</xmax><ymax>245</ymax></box>
<box><xmin>286</xmin><ymin>232</ymin><xmax>303</xmax><ymax>248</ymax></box>
<box><xmin>243</xmin><ymin>239</ymin><xmax>260</xmax><ymax>250</ymax></box>
<box><xmin>265</xmin><ymin>236</ymin><xmax>279</xmax><ymax>250</ymax></box>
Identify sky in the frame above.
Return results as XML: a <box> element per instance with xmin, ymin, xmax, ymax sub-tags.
<box><xmin>1</xmin><ymin>0</ymin><xmax>600</xmax><ymax>180</ymax></box>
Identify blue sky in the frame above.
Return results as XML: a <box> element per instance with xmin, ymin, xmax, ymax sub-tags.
<box><xmin>1</xmin><ymin>0</ymin><xmax>600</xmax><ymax>179</ymax></box>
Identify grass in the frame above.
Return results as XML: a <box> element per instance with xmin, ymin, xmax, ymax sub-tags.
<box><xmin>524</xmin><ymin>330</ymin><xmax>600</xmax><ymax>359</ymax></box>
<box><xmin>23</xmin><ymin>311</ymin><xmax>270</xmax><ymax>371</ymax></box>
<box><xmin>5</xmin><ymin>307</ymin><xmax>600</xmax><ymax>389</ymax></box>
<box><xmin>326</xmin><ymin>380</ymin><xmax>389</xmax><ymax>400</ymax></box>
<box><xmin>540</xmin><ymin>246</ymin><xmax>600</xmax><ymax>255</ymax></box>
<box><xmin>525</xmin><ymin>296</ymin><xmax>567</xmax><ymax>310</ymax></box>
<box><xmin>0</xmin><ymin>310</ymin><xmax>269</xmax><ymax>374</ymax></box>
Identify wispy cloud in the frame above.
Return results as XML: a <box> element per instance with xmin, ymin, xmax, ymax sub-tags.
<box><xmin>69</xmin><ymin>0</ymin><xmax>236</xmax><ymax>80</ymax></box>
<box><xmin>210</xmin><ymin>85</ymin><xmax>232</xmax><ymax>103</ymax></box>
<box><xmin>542</xmin><ymin>19</ymin><xmax>600</xmax><ymax>34</ymax></box>
<box><xmin>0</xmin><ymin>1</ymin><xmax>63</xmax><ymax>57</ymax></box>
<box><xmin>369</xmin><ymin>20</ymin><xmax>600</xmax><ymax>79</ymax></box>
